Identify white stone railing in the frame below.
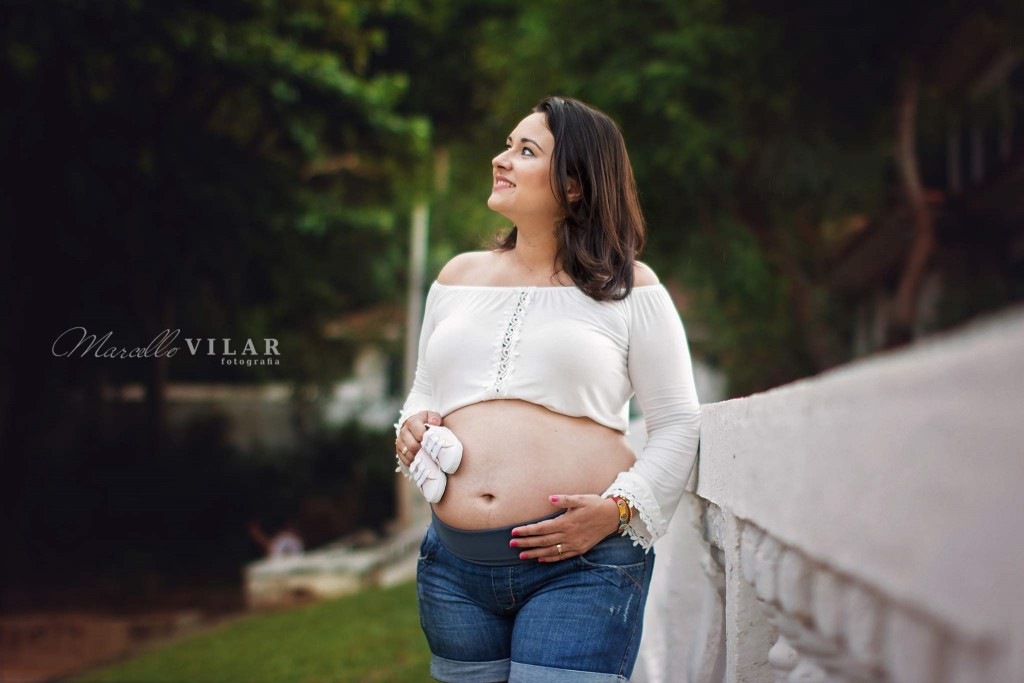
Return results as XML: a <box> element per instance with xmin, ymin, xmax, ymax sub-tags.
<box><xmin>685</xmin><ymin>307</ymin><xmax>1024</xmax><ymax>683</ymax></box>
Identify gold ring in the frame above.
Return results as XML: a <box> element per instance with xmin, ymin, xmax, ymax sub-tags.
<box><xmin>401</xmin><ymin>446</ymin><xmax>409</xmax><ymax>456</ymax></box>
<box><xmin>556</xmin><ymin>544</ymin><xmax>563</xmax><ymax>555</ymax></box>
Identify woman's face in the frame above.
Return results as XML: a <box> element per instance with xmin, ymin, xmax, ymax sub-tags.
<box><xmin>487</xmin><ymin>112</ymin><xmax>562</xmax><ymax>224</ymax></box>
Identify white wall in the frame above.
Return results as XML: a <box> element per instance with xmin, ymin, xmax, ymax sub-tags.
<box><xmin>636</xmin><ymin>305</ymin><xmax>1024</xmax><ymax>682</ymax></box>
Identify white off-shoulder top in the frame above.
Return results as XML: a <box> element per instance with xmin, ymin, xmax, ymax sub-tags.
<box><xmin>396</xmin><ymin>280</ymin><xmax>701</xmax><ymax>550</ymax></box>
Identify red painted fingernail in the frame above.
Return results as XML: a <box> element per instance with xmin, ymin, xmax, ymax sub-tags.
<box><xmin>511</xmin><ymin>530</ymin><xmax>519</xmax><ymax>537</ymax></box>
<box><xmin>509</xmin><ymin>541</ymin><xmax>518</xmax><ymax>547</ymax></box>
<box><xmin>550</xmin><ymin>496</ymin><xmax>559</xmax><ymax>503</ymax></box>
<box><xmin>538</xmin><ymin>558</ymin><xmax>546</xmax><ymax>563</ymax></box>
<box><xmin>519</xmin><ymin>553</ymin><xmax>527</xmax><ymax>560</ymax></box>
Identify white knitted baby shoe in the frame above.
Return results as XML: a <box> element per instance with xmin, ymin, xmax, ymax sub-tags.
<box><xmin>421</xmin><ymin>425</ymin><xmax>463</xmax><ymax>474</ymax></box>
<box><xmin>408</xmin><ymin>450</ymin><xmax>446</xmax><ymax>504</ymax></box>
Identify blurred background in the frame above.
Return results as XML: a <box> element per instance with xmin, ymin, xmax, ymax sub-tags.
<box><xmin>1</xmin><ymin>0</ymin><xmax>1021</xmax><ymax>680</ymax></box>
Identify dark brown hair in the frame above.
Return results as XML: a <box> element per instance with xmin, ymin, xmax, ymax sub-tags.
<box><xmin>494</xmin><ymin>96</ymin><xmax>646</xmax><ymax>301</ymax></box>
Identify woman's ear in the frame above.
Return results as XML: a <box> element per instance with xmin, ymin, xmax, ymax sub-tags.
<box><xmin>567</xmin><ymin>176</ymin><xmax>582</xmax><ymax>203</ymax></box>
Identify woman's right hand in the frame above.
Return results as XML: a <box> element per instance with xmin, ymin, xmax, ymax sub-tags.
<box><xmin>396</xmin><ymin>411</ymin><xmax>443</xmax><ymax>468</ymax></box>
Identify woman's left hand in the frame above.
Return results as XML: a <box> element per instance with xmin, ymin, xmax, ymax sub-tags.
<box><xmin>510</xmin><ymin>495</ymin><xmax>621</xmax><ymax>562</ymax></box>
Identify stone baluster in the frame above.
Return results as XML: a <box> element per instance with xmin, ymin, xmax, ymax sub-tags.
<box><xmin>688</xmin><ymin>501</ymin><xmax>726</xmax><ymax>683</ymax></box>
<box><xmin>696</xmin><ymin>505</ymin><xmax>1007</xmax><ymax>683</ymax></box>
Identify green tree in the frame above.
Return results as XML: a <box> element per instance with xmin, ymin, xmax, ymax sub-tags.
<box><xmin>0</xmin><ymin>0</ymin><xmax>430</xmax><ymax>586</ymax></box>
<box><xmin>1</xmin><ymin>0</ymin><xmax>429</xmax><ymax>441</ymax></box>
<box><xmin>425</xmin><ymin>0</ymin><xmax>1024</xmax><ymax>395</ymax></box>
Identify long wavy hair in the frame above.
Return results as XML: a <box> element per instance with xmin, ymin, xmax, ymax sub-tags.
<box><xmin>493</xmin><ymin>96</ymin><xmax>646</xmax><ymax>301</ymax></box>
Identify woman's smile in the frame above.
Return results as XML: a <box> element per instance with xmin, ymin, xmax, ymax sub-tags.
<box><xmin>493</xmin><ymin>175</ymin><xmax>516</xmax><ymax>190</ymax></box>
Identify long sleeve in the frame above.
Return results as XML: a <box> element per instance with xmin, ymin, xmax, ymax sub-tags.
<box><xmin>602</xmin><ymin>286</ymin><xmax>701</xmax><ymax>550</ymax></box>
<box><xmin>394</xmin><ymin>284</ymin><xmax>441</xmax><ymax>479</ymax></box>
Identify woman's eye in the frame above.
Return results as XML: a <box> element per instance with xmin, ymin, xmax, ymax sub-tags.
<box><xmin>502</xmin><ymin>143</ymin><xmax>534</xmax><ymax>157</ymax></box>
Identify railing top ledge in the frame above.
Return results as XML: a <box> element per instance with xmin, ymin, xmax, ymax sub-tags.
<box><xmin>695</xmin><ymin>304</ymin><xmax>1024</xmax><ymax>641</ymax></box>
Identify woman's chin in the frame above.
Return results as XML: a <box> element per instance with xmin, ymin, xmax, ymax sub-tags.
<box><xmin>486</xmin><ymin>196</ymin><xmax>509</xmax><ymax>215</ymax></box>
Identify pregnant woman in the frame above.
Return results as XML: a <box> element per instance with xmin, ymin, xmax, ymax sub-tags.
<box><xmin>395</xmin><ymin>96</ymin><xmax>701</xmax><ymax>683</ymax></box>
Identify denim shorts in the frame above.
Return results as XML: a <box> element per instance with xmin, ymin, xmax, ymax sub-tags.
<box><xmin>416</xmin><ymin>519</ymin><xmax>655</xmax><ymax>682</ymax></box>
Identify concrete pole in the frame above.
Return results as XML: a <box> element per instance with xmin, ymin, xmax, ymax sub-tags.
<box><xmin>396</xmin><ymin>149</ymin><xmax>448</xmax><ymax>531</ymax></box>
<box><xmin>397</xmin><ymin>201</ymin><xmax>431</xmax><ymax>529</ymax></box>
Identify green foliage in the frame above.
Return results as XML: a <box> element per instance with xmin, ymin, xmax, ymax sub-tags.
<box><xmin>2</xmin><ymin>0</ymin><xmax>430</xmax><ymax>387</ymax></box>
<box><xmin>75</xmin><ymin>581</ymin><xmax>431</xmax><ymax>683</ymax></box>
<box><xmin>681</xmin><ymin>217</ymin><xmax>817</xmax><ymax>395</ymax></box>
<box><xmin>396</xmin><ymin>0</ymin><xmax>1024</xmax><ymax>395</ymax></box>
<box><xmin>5</xmin><ymin>1</ymin><xmax>1023</xmax><ymax>613</ymax></box>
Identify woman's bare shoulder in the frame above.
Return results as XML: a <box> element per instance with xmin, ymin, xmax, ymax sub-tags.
<box><xmin>633</xmin><ymin>261</ymin><xmax>661</xmax><ymax>286</ymax></box>
<box><xmin>436</xmin><ymin>251</ymin><xmax>501</xmax><ymax>285</ymax></box>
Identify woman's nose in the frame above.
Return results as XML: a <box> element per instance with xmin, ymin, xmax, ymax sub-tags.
<box><xmin>492</xmin><ymin>149</ymin><xmax>510</xmax><ymax>169</ymax></box>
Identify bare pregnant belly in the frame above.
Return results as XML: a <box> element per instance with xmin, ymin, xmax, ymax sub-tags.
<box><xmin>431</xmin><ymin>400</ymin><xmax>636</xmax><ymax>529</ymax></box>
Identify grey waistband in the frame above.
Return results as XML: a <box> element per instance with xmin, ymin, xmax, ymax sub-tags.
<box><xmin>431</xmin><ymin>509</ymin><xmax>566</xmax><ymax>566</ymax></box>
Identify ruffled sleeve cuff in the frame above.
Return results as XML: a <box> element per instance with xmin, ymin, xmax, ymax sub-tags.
<box><xmin>394</xmin><ymin>456</ymin><xmax>413</xmax><ymax>481</ymax></box>
<box><xmin>601</xmin><ymin>471</ymin><xmax>666</xmax><ymax>552</ymax></box>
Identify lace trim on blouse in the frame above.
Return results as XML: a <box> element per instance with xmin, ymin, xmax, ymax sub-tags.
<box><xmin>489</xmin><ymin>289</ymin><xmax>533</xmax><ymax>397</ymax></box>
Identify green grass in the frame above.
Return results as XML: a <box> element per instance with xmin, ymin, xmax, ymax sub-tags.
<box><xmin>73</xmin><ymin>581</ymin><xmax>433</xmax><ymax>683</ymax></box>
